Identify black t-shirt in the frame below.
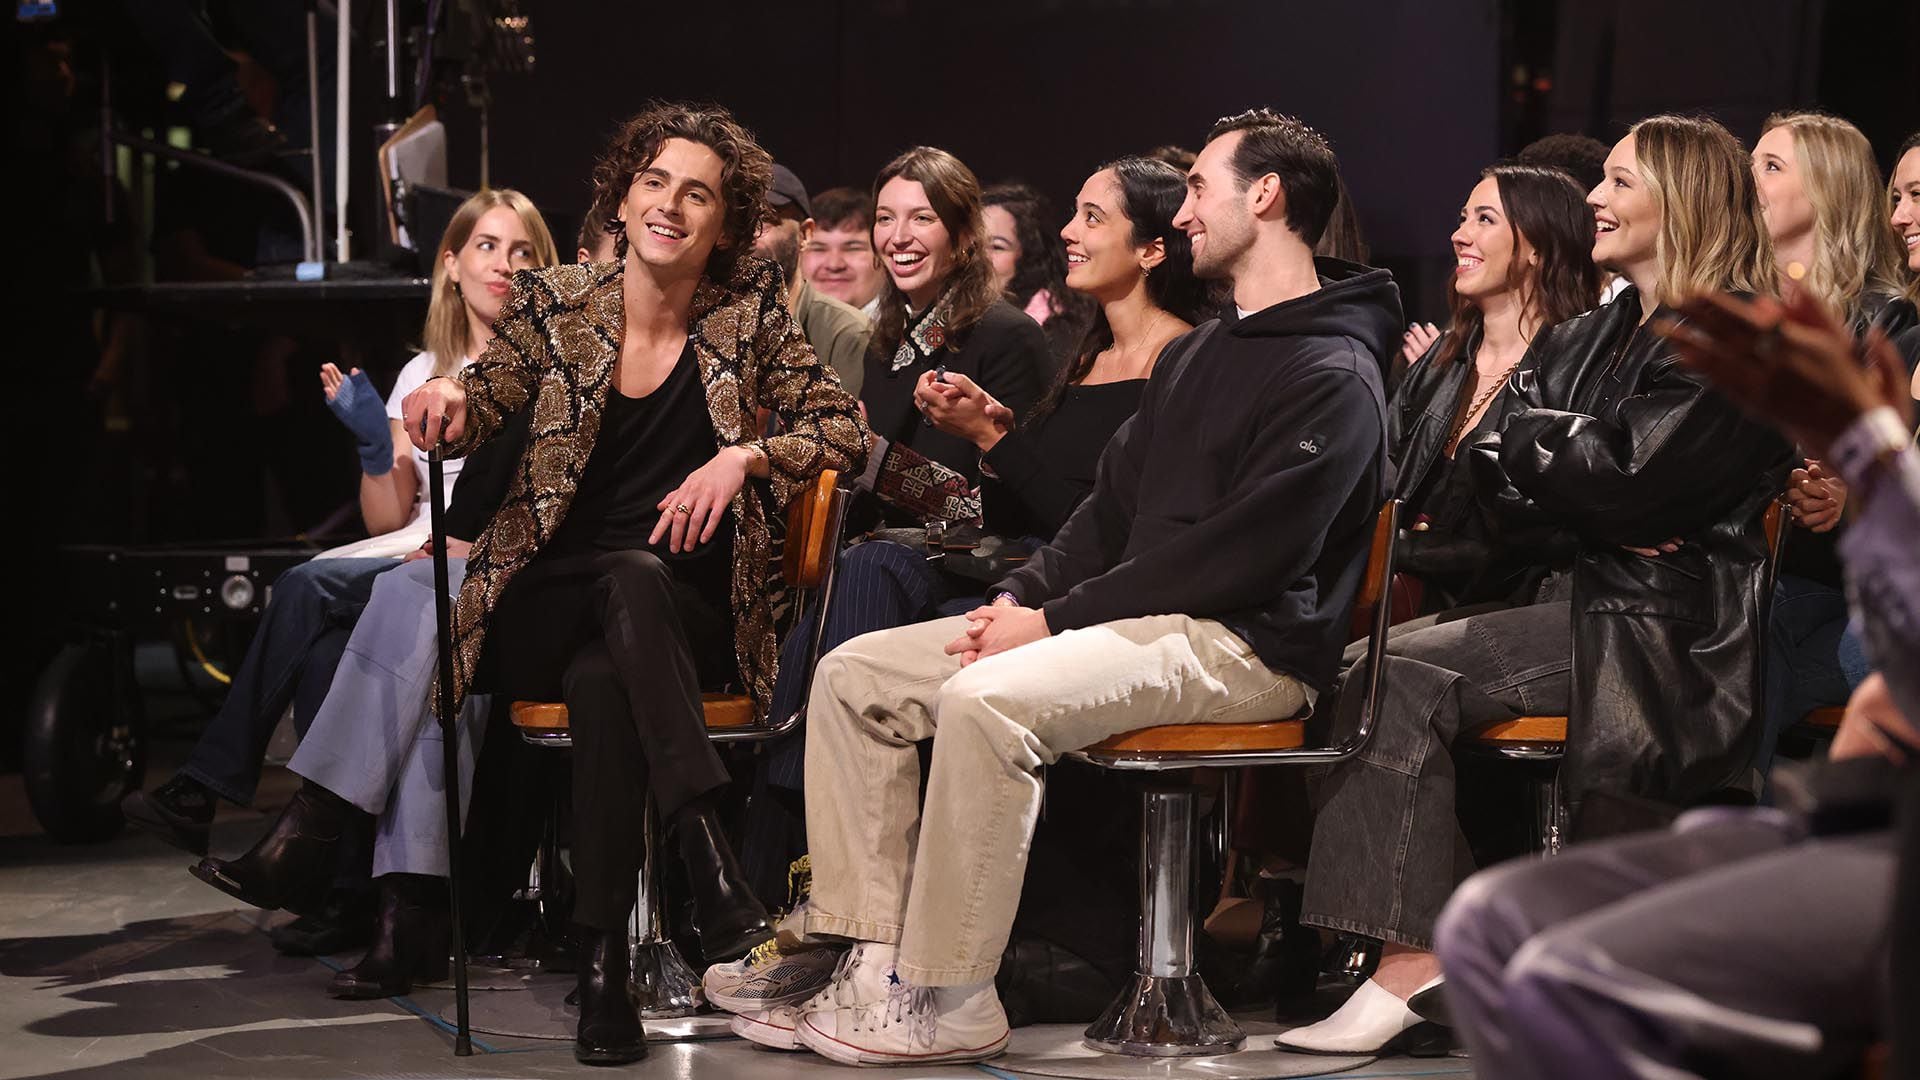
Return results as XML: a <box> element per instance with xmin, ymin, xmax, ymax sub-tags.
<box><xmin>548</xmin><ymin>341</ymin><xmax>734</xmax><ymax>572</ymax></box>
<box><xmin>981</xmin><ymin>378</ymin><xmax>1145</xmax><ymax>541</ymax></box>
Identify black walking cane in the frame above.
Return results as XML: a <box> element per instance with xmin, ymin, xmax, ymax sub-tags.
<box><xmin>425</xmin><ymin>440</ymin><xmax>474</xmax><ymax>1056</ymax></box>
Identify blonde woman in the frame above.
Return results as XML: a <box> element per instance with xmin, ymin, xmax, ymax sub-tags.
<box><xmin>125</xmin><ymin>191</ymin><xmax>556</xmax><ymax>872</ymax></box>
<box><xmin>1752</xmin><ymin>112</ymin><xmax>1915</xmax><ymax>337</ymax></box>
<box><xmin>319</xmin><ymin>188</ymin><xmax>559</xmax><ymax>552</ymax></box>
<box><xmin>1752</xmin><ymin>116</ymin><xmax>1916</xmax><ymax>774</ymax></box>
<box><xmin>1283</xmin><ymin>115</ymin><xmax>1792</xmax><ymax>1055</ymax></box>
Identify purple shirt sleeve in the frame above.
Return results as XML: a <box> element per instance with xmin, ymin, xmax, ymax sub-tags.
<box><xmin>1831</xmin><ymin>409</ymin><xmax>1920</xmax><ymax>721</ymax></box>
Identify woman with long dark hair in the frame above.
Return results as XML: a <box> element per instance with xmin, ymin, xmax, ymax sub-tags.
<box><xmin>1389</xmin><ymin>163</ymin><xmax>1600</xmax><ymax>613</ymax></box>
<box><xmin>713</xmin><ymin>156</ymin><xmax>1207</xmax><ymax>1051</ymax></box>
<box><xmin>1283</xmin><ymin>115</ymin><xmax>1792</xmax><ymax>1055</ymax></box>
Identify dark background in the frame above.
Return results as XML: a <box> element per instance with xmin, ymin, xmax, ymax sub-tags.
<box><xmin>6</xmin><ymin>0</ymin><xmax>1919</xmax><ymax>746</ymax></box>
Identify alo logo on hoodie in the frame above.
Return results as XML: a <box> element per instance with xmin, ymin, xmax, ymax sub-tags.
<box><xmin>1298</xmin><ymin>435</ymin><xmax>1324</xmax><ymax>455</ymax></box>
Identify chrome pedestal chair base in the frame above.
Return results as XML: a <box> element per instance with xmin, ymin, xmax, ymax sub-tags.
<box><xmin>631</xmin><ymin>939</ymin><xmax>702</xmax><ymax>1019</ymax></box>
<box><xmin>630</xmin><ymin>799</ymin><xmax>703</xmax><ymax>1019</ymax></box>
<box><xmin>1082</xmin><ymin>971</ymin><xmax>1245</xmax><ymax>1057</ymax></box>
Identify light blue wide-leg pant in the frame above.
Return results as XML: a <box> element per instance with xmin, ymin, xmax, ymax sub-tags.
<box><xmin>289</xmin><ymin>556</ymin><xmax>490</xmax><ymax>878</ymax></box>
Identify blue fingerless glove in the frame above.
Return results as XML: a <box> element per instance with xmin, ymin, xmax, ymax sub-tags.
<box><xmin>326</xmin><ymin>370</ymin><xmax>396</xmax><ymax>476</ymax></box>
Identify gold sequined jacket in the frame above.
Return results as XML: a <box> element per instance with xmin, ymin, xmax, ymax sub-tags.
<box><xmin>440</xmin><ymin>255</ymin><xmax>870</xmax><ymax>715</ymax></box>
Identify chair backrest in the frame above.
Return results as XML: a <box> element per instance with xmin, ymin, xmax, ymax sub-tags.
<box><xmin>1761</xmin><ymin>496</ymin><xmax>1788</xmax><ymax>596</ymax></box>
<box><xmin>782</xmin><ymin>470</ymin><xmax>841</xmax><ymax>590</ymax></box>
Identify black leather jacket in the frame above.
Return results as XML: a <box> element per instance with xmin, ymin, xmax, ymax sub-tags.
<box><xmin>1470</xmin><ymin>289</ymin><xmax>1793</xmax><ymax>822</ymax></box>
<box><xmin>1389</xmin><ymin>329</ymin><xmax>1557</xmax><ymax>612</ymax></box>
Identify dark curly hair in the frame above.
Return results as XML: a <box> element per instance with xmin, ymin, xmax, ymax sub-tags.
<box><xmin>588</xmin><ymin>100</ymin><xmax>773</xmax><ymax>278</ymax></box>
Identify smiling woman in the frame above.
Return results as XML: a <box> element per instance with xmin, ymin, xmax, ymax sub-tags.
<box><xmin>858</xmin><ymin>147</ymin><xmax>1049</xmax><ymax>514</ymax></box>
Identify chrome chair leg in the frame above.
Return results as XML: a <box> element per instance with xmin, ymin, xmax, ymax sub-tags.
<box><xmin>629</xmin><ymin>800</ymin><xmax>700</xmax><ymax>1018</ymax></box>
<box><xmin>1084</xmin><ymin>786</ymin><xmax>1245</xmax><ymax>1056</ymax></box>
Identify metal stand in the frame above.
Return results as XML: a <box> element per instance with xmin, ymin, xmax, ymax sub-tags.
<box><xmin>426</xmin><ymin>450</ymin><xmax>473</xmax><ymax>1055</ymax></box>
<box><xmin>629</xmin><ymin>801</ymin><xmax>700</xmax><ymax>1018</ymax></box>
<box><xmin>1083</xmin><ymin>787</ymin><xmax>1244</xmax><ymax>1057</ymax></box>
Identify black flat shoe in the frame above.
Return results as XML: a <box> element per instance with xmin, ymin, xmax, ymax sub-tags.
<box><xmin>1407</xmin><ymin>982</ymin><xmax>1451</xmax><ymax>1028</ymax></box>
<box><xmin>670</xmin><ymin>800</ymin><xmax>772</xmax><ymax>963</ymax></box>
<box><xmin>328</xmin><ymin>875</ymin><xmax>449</xmax><ymax>1000</ymax></box>
<box><xmin>189</xmin><ymin>783</ymin><xmax>359</xmax><ymax>916</ymax></box>
<box><xmin>122</xmin><ymin>775</ymin><xmax>216</xmax><ymax>856</ymax></box>
<box><xmin>574</xmin><ymin>929</ymin><xmax>647</xmax><ymax>1065</ymax></box>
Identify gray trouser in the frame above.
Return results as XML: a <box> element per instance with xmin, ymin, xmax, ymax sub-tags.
<box><xmin>288</xmin><ymin>557</ymin><xmax>490</xmax><ymax>879</ymax></box>
<box><xmin>1302</xmin><ymin>601</ymin><xmax>1571</xmax><ymax>949</ymax></box>
<box><xmin>1436</xmin><ymin>808</ymin><xmax>1893</xmax><ymax>1079</ymax></box>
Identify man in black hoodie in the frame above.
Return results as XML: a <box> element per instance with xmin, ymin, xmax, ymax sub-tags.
<box><xmin>756</xmin><ymin>110</ymin><xmax>1397</xmax><ymax>1067</ymax></box>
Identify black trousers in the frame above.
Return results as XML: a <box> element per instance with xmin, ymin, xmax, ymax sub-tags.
<box><xmin>482</xmin><ymin>548</ymin><xmax>735</xmax><ymax>931</ymax></box>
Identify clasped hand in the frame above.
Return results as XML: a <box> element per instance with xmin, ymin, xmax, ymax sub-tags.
<box><xmin>914</xmin><ymin>370</ymin><xmax>1013</xmax><ymax>450</ymax></box>
<box><xmin>943</xmin><ymin>599</ymin><xmax>1050</xmax><ymax>666</ymax></box>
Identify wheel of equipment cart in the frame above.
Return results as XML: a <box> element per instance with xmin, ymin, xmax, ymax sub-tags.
<box><xmin>24</xmin><ymin>638</ymin><xmax>146</xmax><ymax>843</ymax></box>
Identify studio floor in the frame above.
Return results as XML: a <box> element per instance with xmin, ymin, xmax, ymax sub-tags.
<box><xmin>0</xmin><ymin>759</ymin><xmax>1475</xmax><ymax>1080</ymax></box>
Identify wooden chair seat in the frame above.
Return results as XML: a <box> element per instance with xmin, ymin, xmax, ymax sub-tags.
<box><xmin>1803</xmin><ymin>706</ymin><xmax>1843</xmax><ymax>730</ymax></box>
<box><xmin>1472</xmin><ymin>715</ymin><xmax>1568</xmax><ymax>744</ymax></box>
<box><xmin>1090</xmin><ymin>718</ymin><xmax>1306</xmax><ymax>756</ymax></box>
<box><xmin>510</xmin><ymin>693</ymin><xmax>756</xmax><ymax>735</ymax></box>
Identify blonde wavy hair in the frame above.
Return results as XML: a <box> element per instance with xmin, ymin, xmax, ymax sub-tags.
<box><xmin>1629</xmin><ymin>114</ymin><xmax>1775</xmax><ymax>305</ymax></box>
<box><xmin>1761</xmin><ymin>112</ymin><xmax>1905</xmax><ymax>321</ymax></box>
<box><xmin>422</xmin><ymin>188</ymin><xmax>559</xmax><ymax>376</ymax></box>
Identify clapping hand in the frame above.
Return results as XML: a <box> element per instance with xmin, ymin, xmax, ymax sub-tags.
<box><xmin>1653</xmin><ymin>290</ymin><xmax>1912</xmax><ymax>458</ymax></box>
<box><xmin>1402</xmin><ymin>322</ymin><xmax>1441</xmax><ymax>367</ymax></box>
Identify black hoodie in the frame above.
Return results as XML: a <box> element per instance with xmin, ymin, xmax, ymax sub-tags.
<box><xmin>996</xmin><ymin>259</ymin><xmax>1400</xmax><ymax>695</ymax></box>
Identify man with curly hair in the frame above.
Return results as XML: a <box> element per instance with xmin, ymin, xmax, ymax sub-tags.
<box><xmin>401</xmin><ymin>101</ymin><xmax>869</xmax><ymax>1065</ymax></box>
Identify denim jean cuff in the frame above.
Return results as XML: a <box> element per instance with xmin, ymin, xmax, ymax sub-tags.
<box><xmin>178</xmin><ymin>763</ymin><xmax>251</xmax><ymax>808</ymax></box>
<box><xmin>1300</xmin><ymin>911</ymin><xmax>1436</xmax><ymax>953</ymax></box>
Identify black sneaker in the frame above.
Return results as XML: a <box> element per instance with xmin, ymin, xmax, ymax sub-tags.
<box><xmin>121</xmin><ymin>774</ymin><xmax>216</xmax><ymax>856</ymax></box>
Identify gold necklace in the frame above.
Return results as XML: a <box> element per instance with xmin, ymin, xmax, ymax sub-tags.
<box><xmin>1098</xmin><ymin>311</ymin><xmax>1173</xmax><ymax>379</ymax></box>
<box><xmin>1446</xmin><ymin>360</ymin><xmax>1521</xmax><ymax>452</ymax></box>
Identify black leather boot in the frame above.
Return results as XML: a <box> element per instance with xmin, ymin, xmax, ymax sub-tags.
<box><xmin>574</xmin><ymin>929</ymin><xmax>647</xmax><ymax>1065</ymax></box>
<box><xmin>328</xmin><ymin>874</ymin><xmax>450</xmax><ymax>999</ymax></box>
<box><xmin>189</xmin><ymin>782</ymin><xmax>360</xmax><ymax>915</ymax></box>
<box><xmin>670</xmin><ymin>799</ymin><xmax>773</xmax><ymax>963</ymax></box>
<box><xmin>1244</xmin><ymin>878</ymin><xmax>1324</xmax><ymax>1000</ymax></box>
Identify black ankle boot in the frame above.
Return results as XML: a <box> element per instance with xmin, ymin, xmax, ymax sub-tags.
<box><xmin>189</xmin><ymin>783</ymin><xmax>359</xmax><ymax>915</ymax></box>
<box><xmin>328</xmin><ymin>874</ymin><xmax>449</xmax><ymax>999</ymax></box>
<box><xmin>574</xmin><ymin>929</ymin><xmax>647</xmax><ymax>1065</ymax></box>
<box><xmin>670</xmin><ymin>800</ymin><xmax>772</xmax><ymax>963</ymax></box>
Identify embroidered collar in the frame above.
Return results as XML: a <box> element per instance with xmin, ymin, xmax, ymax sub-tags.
<box><xmin>891</xmin><ymin>295</ymin><xmax>953</xmax><ymax>372</ymax></box>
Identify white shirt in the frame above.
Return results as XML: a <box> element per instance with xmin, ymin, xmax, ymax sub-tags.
<box><xmin>313</xmin><ymin>351</ymin><xmax>472</xmax><ymax>560</ymax></box>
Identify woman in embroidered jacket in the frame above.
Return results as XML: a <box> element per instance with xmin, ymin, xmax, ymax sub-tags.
<box><xmin>395</xmin><ymin>103</ymin><xmax>867</xmax><ymax>1064</ymax></box>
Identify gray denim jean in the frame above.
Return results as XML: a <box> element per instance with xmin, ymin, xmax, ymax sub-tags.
<box><xmin>1301</xmin><ymin>601</ymin><xmax>1571</xmax><ymax>949</ymax></box>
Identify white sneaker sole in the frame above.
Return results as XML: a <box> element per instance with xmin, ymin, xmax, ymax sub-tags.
<box><xmin>796</xmin><ymin>1014</ymin><xmax>1010</xmax><ymax>1067</ymax></box>
<box><xmin>730</xmin><ymin>1011</ymin><xmax>802</xmax><ymax>1051</ymax></box>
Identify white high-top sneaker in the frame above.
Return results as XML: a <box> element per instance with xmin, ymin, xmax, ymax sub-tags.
<box><xmin>797</xmin><ymin>974</ymin><xmax>1011</xmax><ymax>1067</ymax></box>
